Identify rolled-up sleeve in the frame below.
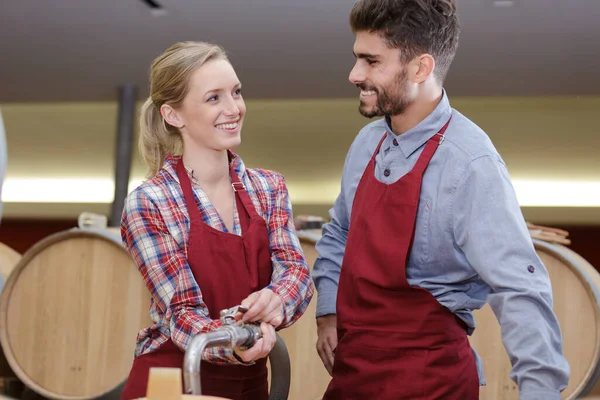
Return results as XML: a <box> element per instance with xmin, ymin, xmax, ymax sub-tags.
<box><xmin>265</xmin><ymin>173</ymin><xmax>314</xmax><ymax>329</ymax></box>
<box><xmin>312</xmin><ymin>132</ymin><xmax>358</xmax><ymax>320</ymax></box>
<box><xmin>452</xmin><ymin>155</ymin><xmax>570</xmax><ymax>399</ymax></box>
<box><xmin>312</xmin><ymin>190</ymin><xmax>350</xmax><ymax>318</ymax></box>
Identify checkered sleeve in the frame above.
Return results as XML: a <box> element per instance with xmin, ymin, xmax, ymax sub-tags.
<box><xmin>121</xmin><ymin>187</ymin><xmax>247</xmax><ymax>365</ymax></box>
<box><xmin>265</xmin><ymin>173</ymin><xmax>315</xmax><ymax>329</ymax></box>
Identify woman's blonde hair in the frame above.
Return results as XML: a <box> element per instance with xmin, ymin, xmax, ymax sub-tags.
<box><xmin>139</xmin><ymin>41</ymin><xmax>228</xmax><ymax>177</ymax></box>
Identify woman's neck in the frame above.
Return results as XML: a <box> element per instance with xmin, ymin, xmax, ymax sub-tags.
<box><xmin>182</xmin><ymin>146</ymin><xmax>230</xmax><ymax>187</ymax></box>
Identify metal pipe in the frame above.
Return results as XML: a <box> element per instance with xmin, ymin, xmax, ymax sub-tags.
<box><xmin>183</xmin><ymin>304</ymin><xmax>290</xmax><ymax>399</ymax></box>
<box><xmin>183</xmin><ymin>324</ymin><xmax>261</xmax><ymax>394</ymax></box>
<box><xmin>183</xmin><ymin>330</ymin><xmax>233</xmax><ymax>394</ymax></box>
<box><xmin>110</xmin><ymin>84</ymin><xmax>137</xmax><ymax>227</ymax></box>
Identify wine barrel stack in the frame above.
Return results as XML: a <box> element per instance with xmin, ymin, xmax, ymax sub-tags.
<box><xmin>0</xmin><ymin>218</ymin><xmax>599</xmax><ymax>400</ymax></box>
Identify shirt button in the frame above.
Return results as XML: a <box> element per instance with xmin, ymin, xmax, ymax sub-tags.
<box><xmin>384</xmin><ymin>169</ymin><xmax>391</xmax><ymax>177</ymax></box>
<box><xmin>393</xmin><ymin>139</ymin><xmax>398</xmax><ymax>146</ymax></box>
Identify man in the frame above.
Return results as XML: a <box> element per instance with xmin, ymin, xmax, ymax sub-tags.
<box><xmin>312</xmin><ymin>0</ymin><xmax>570</xmax><ymax>399</ymax></box>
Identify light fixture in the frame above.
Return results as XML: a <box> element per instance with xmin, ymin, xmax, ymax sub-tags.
<box><xmin>2</xmin><ymin>178</ymin><xmax>600</xmax><ymax>207</ymax></box>
<box><xmin>493</xmin><ymin>0</ymin><xmax>515</xmax><ymax>7</ymax></box>
<box><xmin>141</xmin><ymin>0</ymin><xmax>167</xmax><ymax>17</ymax></box>
<box><xmin>1</xmin><ymin>178</ymin><xmax>143</xmax><ymax>203</ymax></box>
<box><xmin>512</xmin><ymin>180</ymin><xmax>600</xmax><ymax>207</ymax></box>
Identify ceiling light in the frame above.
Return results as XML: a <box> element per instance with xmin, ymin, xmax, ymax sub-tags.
<box><xmin>2</xmin><ymin>177</ymin><xmax>600</xmax><ymax>207</ymax></box>
<box><xmin>512</xmin><ymin>180</ymin><xmax>600</xmax><ymax>207</ymax></box>
<box><xmin>493</xmin><ymin>0</ymin><xmax>515</xmax><ymax>7</ymax></box>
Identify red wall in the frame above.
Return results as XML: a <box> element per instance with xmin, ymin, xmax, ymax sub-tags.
<box><xmin>0</xmin><ymin>219</ymin><xmax>78</xmax><ymax>254</ymax></box>
<box><xmin>559</xmin><ymin>225</ymin><xmax>600</xmax><ymax>273</ymax></box>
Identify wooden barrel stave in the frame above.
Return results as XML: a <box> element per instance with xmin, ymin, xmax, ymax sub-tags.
<box><xmin>0</xmin><ymin>242</ymin><xmax>21</xmax><ymax>382</ymax></box>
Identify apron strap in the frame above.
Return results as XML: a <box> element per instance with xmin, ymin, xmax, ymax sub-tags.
<box><xmin>228</xmin><ymin>152</ymin><xmax>260</xmax><ymax>235</ymax></box>
<box><xmin>410</xmin><ymin>115</ymin><xmax>452</xmax><ymax>177</ymax></box>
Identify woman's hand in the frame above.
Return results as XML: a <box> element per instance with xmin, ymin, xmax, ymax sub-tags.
<box><xmin>234</xmin><ymin>322</ymin><xmax>276</xmax><ymax>362</ymax></box>
<box><xmin>239</xmin><ymin>288</ymin><xmax>284</xmax><ymax>327</ymax></box>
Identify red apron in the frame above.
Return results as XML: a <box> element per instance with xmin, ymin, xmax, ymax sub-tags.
<box><xmin>121</xmin><ymin>155</ymin><xmax>272</xmax><ymax>400</ymax></box>
<box><xmin>323</xmin><ymin>117</ymin><xmax>479</xmax><ymax>400</ymax></box>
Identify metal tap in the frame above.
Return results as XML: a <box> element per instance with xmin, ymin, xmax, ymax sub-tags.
<box><xmin>183</xmin><ymin>305</ymin><xmax>262</xmax><ymax>395</ymax></box>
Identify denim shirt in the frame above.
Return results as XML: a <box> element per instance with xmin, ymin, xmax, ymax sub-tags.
<box><xmin>312</xmin><ymin>91</ymin><xmax>570</xmax><ymax>400</ymax></box>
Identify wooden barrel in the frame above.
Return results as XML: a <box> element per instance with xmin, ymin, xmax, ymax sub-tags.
<box><xmin>0</xmin><ymin>228</ymin><xmax>152</xmax><ymax>400</ymax></box>
<box><xmin>275</xmin><ymin>229</ymin><xmax>330</xmax><ymax>400</ymax></box>
<box><xmin>469</xmin><ymin>239</ymin><xmax>600</xmax><ymax>400</ymax></box>
<box><xmin>0</xmin><ymin>242</ymin><xmax>20</xmax><ymax>284</ymax></box>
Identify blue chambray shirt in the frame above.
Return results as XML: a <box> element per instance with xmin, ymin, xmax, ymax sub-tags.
<box><xmin>312</xmin><ymin>90</ymin><xmax>570</xmax><ymax>400</ymax></box>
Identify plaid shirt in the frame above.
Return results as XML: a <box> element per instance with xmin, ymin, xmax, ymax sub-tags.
<box><xmin>121</xmin><ymin>153</ymin><xmax>314</xmax><ymax>365</ymax></box>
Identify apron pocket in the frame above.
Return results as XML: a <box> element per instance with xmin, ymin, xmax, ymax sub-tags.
<box><xmin>333</xmin><ymin>340</ymin><xmax>428</xmax><ymax>400</ymax></box>
<box><xmin>422</xmin><ymin>339</ymin><xmax>480</xmax><ymax>399</ymax></box>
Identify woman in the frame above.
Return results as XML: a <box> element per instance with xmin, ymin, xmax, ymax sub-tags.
<box><xmin>120</xmin><ymin>41</ymin><xmax>314</xmax><ymax>400</ymax></box>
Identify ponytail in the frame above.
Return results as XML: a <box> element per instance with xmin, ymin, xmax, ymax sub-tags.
<box><xmin>138</xmin><ymin>98</ymin><xmax>181</xmax><ymax>178</ymax></box>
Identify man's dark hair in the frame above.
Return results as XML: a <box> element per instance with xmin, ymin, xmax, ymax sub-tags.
<box><xmin>350</xmin><ymin>0</ymin><xmax>460</xmax><ymax>83</ymax></box>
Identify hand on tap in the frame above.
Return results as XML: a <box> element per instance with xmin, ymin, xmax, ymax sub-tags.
<box><xmin>233</xmin><ymin>322</ymin><xmax>276</xmax><ymax>363</ymax></box>
<box><xmin>239</xmin><ymin>288</ymin><xmax>284</xmax><ymax>327</ymax></box>
<box><xmin>227</xmin><ymin>288</ymin><xmax>283</xmax><ymax>363</ymax></box>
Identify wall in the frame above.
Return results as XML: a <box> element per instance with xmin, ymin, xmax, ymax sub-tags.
<box><xmin>1</xmin><ymin>97</ymin><xmax>599</xmax><ymax>223</ymax></box>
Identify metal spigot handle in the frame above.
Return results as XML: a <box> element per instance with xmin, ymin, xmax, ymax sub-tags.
<box><xmin>183</xmin><ymin>313</ymin><xmax>291</xmax><ymax>399</ymax></box>
<box><xmin>184</xmin><ymin>324</ymin><xmax>261</xmax><ymax>394</ymax></box>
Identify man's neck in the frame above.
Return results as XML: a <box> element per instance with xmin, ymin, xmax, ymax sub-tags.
<box><xmin>390</xmin><ymin>88</ymin><xmax>443</xmax><ymax>135</ymax></box>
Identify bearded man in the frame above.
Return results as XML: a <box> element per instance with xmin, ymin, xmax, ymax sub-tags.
<box><xmin>311</xmin><ymin>1</ymin><xmax>570</xmax><ymax>399</ymax></box>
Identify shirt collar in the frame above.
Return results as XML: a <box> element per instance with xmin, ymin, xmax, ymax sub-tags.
<box><xmin>383</xmin><ymin>89</ymin><xmax>452</xmax><ymax>159</ymax></box>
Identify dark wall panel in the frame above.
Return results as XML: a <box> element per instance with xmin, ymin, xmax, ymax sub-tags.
<box><xmin>0</xmin><ymin>219</ymin><xmax>78</xmax><ymax>254</ymax></box>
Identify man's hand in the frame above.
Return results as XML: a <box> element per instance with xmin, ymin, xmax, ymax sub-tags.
<box><xmin>239</xmin><ymin>288</ymin><xmax>284</xmax><ymax>327</ymax></box>
<box><xmin>316</xmin><ymin>314</ymin><xmax>338</xmax><ymax>376</ymax></box>
<box><xmin>234</xmin><ymin>322</ymin><xmax>276</xmax><ymax>363</ymax></box>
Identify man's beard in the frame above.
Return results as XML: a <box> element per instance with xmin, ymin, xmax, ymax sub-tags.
<box><xmin>358</xmin><ymin>69</ymin><xmax>411</xmax><ymax>119</ymax></box>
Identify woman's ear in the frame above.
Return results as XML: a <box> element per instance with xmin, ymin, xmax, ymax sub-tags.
<box><xmin>160</xmin><ymin>104</ymin><xmax>185</xmax><ymax>129</ymax></box>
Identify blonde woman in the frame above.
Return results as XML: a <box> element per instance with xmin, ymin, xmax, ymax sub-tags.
<box><xmin>120</xmin><ymin>42</ymin><xmax>314</xmax><ymax>400</ymax></box>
